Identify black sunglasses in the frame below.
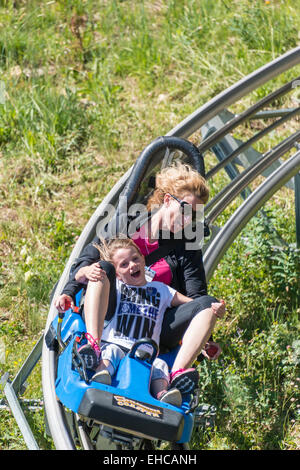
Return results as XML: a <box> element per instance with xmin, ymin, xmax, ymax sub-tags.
<box><xmin>168</xmin><ymin>193</ymin><xmax>197</xmax><ymax>221</ymax></box>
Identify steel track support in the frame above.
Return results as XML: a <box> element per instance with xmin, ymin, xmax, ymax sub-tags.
<box><xmin>0</xmin><ymin>335</ymin><xmax>43</xmax><ymax>449</ymax></box>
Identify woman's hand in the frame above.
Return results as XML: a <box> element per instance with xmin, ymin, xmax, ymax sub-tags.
<box><xmin>54</xmin><ymin>294</ymin><xmax>74</xmax><ymax>313</ymax></box>
<box><xmin>211</xmin><ymin>299</ymin><xmax>226</xmax><ymax>319</ymax></box>
<box><xmin>75</xmin><ymin>263</ymin><xmax>107</xmax><ymax>283</ymax></box>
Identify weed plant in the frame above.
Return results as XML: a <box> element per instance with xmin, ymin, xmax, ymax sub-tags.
<box><xmin>203</xmin><ymin>213</ymin><xmax>299</xmax><ymax>450</ymax></box>
<box><xmin>0</xmin><ymin>0</ymin><xmax>299</xmax><ymax>450</ymax></box>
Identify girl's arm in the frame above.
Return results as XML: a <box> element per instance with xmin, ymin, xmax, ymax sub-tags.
<box><xmin>171</xmin><ymin>291</ymin><xmax>226</xmax><ymax>317</ymax></box>
<box><xmin>171</xmin><ymin>291</ymin><xmax>193</xmax><ymax>307</ymax></box>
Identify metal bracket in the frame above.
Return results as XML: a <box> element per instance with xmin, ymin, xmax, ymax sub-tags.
<box><xmin>294</xmin><ymin>143</ymin><xmax>300</xmax><ymax>248</ymax></box>
<box><xmin>0</xmin><ymin>334</ymin><xmax>43</xmax><ymax>449</ymax></box>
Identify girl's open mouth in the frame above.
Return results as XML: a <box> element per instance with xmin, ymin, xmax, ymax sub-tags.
<box><xmin>131</xmin><ymin>270</ymin><xmax>141</xmax><ymax>278</ymax></box>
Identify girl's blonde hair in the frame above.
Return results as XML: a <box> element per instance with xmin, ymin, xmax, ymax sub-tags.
<box><xmin>94</xmin><ymin>237</ymin><xmax>143</xmax><ymax>263</ymax></box>
<box><xmin>147</xmin><ymin>162</ymin><xmax>209</xmax><ymax>211</ymax></box>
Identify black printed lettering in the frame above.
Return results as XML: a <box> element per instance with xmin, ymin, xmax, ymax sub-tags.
<box><xmin>132</xmin><ymin>315</ymin><xmax>142</xmax><ymax>339</ymax></box>
<box><xmin>141</xmin><ymin>317</ymin><xmax>155</xmax><ymax>338</ymax></box>
<box><xmin>151</xmin><ymin>291</ymin><xmax>161</xmax><ymax>308</ymax></box>
<box><xmin>116</xmin><ymin>314</ymin><xmax>135</xmax><ymax>336</ymax></box>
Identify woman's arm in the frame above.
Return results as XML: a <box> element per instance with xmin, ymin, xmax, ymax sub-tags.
<box><xmin>59</xmin><ymin>237</ymin><xmax>101</xmax><ymax>299</ymax></box>
<box><xmin>70</xmin><ymin>238</ymin><xmax>101</xmax><ymax>280</ymax></box>
<box><xmin>75</xmin><ymin>263</ymin><xmax>106</xmax><ymax>284</ymax></box>
<box><xmin>179</xmin><ymin>247</ymin><xmax>208</xmax><ymax>298</ymax></box>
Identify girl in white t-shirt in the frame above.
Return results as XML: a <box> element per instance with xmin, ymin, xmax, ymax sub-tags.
<box><xmin>79</xmin><ymin>238</ymin><xmax>200</xmax><ymax>406</ymax></box>
<box><xmin>77</xmin><ymin>238</ymin><xmax>225</xmax><ymax>405</ymax></box>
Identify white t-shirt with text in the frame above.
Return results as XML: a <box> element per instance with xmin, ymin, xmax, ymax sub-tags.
<box><xmin>101</xmin><ymin>279</ymin><xmax>176</xmax><ymax>353</ymax></box>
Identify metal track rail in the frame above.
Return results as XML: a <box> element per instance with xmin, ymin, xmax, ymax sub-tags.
<box><xmin>205</xmin><ymin>131</ymin><xmax>300</xmax><ymax>223</ymax></box>
<box><xmin>204</xmin><ymin>148</ymin><xmax>300</xmax><ymax>281</ymax></box>
<box><xmin>198</xmin><ymin>75</ymin><xmax>299</xmax><ymax>160</ymax></box>
<box><xmin>167</xmin><ymin>47</ymin><xmax>300</xmax><ymax>139</ymax></box>
<box><xmin>41</xmin><ymin>171</ymin><xmax>131</xmax><ymax>450</ymax></box>
<box><xmin>205</xmin><ymin>106</ymin><xmax>300</xmax><ymax>180</ymax></box>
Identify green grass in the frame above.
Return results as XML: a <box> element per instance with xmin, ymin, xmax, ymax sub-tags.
<box><xmin>0</xmin><ymin>0</ymin><xmax>300</xmax><ymax>450</ymax></box>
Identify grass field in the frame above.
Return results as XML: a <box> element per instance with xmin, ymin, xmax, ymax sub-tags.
<box><xmin>0</xmin><ymin>0</ymin><xmax>299</xmax><ymax>450</ymax></box>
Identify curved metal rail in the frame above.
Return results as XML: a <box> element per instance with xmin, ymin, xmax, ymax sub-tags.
<box><xmin>205</xmin><ymin>105</ymin><xmax>300</xmax><ymax>180</ymax></box>
<box><xmin>204</xmin><ymin>148</ymin><xmax>300</xmax><ymax>280</ymax></box>
<box><xmin>205</xmin><ymin>130</ymin><xmax>300</xmax><ymax>223</ymax></box>
<box><xmin>167</xmin><ymin>46</ymin><xmax>300</xmax><ymax>139</ymax></box>
<box><xmin>42</xmin><ymin>170</ymin><xmax>132</xmax><ymax>450</ymax></box>
<box><xmin>38</xmin><ymin>46</ymin><xmax>300</xmax><ymax>449</ymax></box>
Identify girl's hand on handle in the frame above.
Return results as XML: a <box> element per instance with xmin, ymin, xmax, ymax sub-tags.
<box><xmin>54</xmin><ymin>294</ymin><xmax>74</xmax><ymax>313</ymax></box>
<box><xmin>201</xmin><ymin>341</ymin><xmax>222</xmax><ymax>360</ymax></box>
